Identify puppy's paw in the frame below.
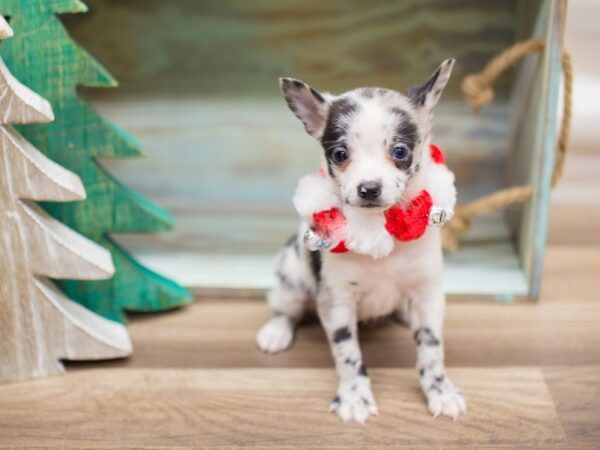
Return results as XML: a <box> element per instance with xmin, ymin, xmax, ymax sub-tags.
<box><xmin>256</xmin><ymin>316</ymin><xmax>294</xmax><ymax>353</ymax></box>
<box><xmin>426</xmin><ymin>379</ymin><xmax>467</xmax><ymax>419</ymax></box>
<box><xmin>329</xmin><ymin>377</ymin><xmax>378</xmax><ymax>424</ymax></box>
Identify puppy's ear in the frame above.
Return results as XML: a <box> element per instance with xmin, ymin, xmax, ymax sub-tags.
<box><xmin>406</xmin><ymin>58</ymin><xmax>455</xmax><ymax>111</ymax></box>
<box><xmin>279</xmin><ymin>77</ymin><xmax>329</xmax><ymax>138</ymax></box>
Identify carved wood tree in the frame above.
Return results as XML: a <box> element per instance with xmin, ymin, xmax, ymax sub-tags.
<box><xmin>0</xmin><ymin>17</ymin><xmax>131</xmax><ymax>384</ymax></box>
<box><xmin>0</xmin><ymin>0</ymin><xmax>191</xmax><ymax>323</ymax></box>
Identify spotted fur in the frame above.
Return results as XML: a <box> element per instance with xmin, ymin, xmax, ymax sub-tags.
<box><xmin>258</xmin><ymin>59</ymin><xmax>465</xmax><ymax>423</ymax></box>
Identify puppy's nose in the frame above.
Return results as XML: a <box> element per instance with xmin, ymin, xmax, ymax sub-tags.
<box><xmin>357</xmin><ymin>181</ymin><xmax>381</xmax><ymax>201</ymax></box>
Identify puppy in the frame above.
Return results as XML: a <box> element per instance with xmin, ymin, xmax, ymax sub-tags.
<box><xmin>256</xmin><ymin>59</ymin><xmax>466</xmax><ymax>423</ymax></box>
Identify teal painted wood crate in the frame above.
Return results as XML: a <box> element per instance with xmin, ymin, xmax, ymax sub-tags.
<box><xmin>62</xmin><ymin>0</ymin><xmax>564</xmax><ymax>301</ymax></box>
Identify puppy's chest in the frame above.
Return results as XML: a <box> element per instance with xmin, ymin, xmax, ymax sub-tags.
<box><xmin>323</xmin><ymin>230</ymin><xmax>442</xmax><ymax>321</ymax></box>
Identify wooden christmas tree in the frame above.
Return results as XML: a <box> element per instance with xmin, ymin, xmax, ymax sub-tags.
<box><xmin>0</xmin><ymin>0</ymin><xmax>191</xmax><ymax>323</ymax></box>
<box><xmin>0</xmin><ymin>17</ymin><xmax>131</xmax><ymax>384</ymax></box>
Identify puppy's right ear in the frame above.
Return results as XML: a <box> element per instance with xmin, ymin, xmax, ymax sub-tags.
<box><xmin>279</xmin><ymin>78</ymin><xmax>329</xmax><ymax>138</ymax></box>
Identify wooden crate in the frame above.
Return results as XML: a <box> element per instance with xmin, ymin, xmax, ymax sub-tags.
<box><xmin>63</xmin><ymin>0</ymin><xmax>563</xmax><ymax>300</ymax></box>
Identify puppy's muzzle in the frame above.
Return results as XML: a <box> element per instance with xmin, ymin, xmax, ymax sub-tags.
<box><xmin>357</xmin><ymin>181</ymin><xmax>381</xmax><ymax>202</ymax></box>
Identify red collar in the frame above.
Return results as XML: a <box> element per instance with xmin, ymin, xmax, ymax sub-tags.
<box><xmin>312</xmin><ymin>144</ymin><xmax>445</xmax><ymax>253</ymax></box>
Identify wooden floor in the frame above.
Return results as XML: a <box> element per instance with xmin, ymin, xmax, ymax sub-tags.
<box><xmin>0</xmin><ymin>200</ymin><xmax>599</xmax><ymax>449</ymax></box>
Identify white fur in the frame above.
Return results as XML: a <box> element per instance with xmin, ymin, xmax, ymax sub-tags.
<box><xmin>291</xmin><ymin>142</ymin><xmax>456</xmax><ymax>259</ymax></box>
<box><xmin>342</xmin><ymin>206</ymin><xmax>395</xmax><ymax>259</ymax></box>
<box><xmin>261</xmin><ymin>58</ymin><xmax>465</xmax><ymax>424</ymax></box>
<box><xmin>293</xmin><ymin>172</ymin><xmax>341</xmax><ymax>221</ymax></box>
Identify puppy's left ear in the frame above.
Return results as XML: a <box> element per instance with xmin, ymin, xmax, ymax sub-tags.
<box><xmin>279</xmin><ymin>77</ymin><xmax>329</xmax><ymax>139</ymax></box>
<box><xmin>406</xmin><ymin>58</ymin><xmax>455</xmax><ymax>111</ymax></box>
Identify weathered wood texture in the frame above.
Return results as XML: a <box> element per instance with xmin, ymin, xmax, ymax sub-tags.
<box><xmin>92</xmin><ymin>99</ymin><xmax>519</xmax><ymax>297</ymax></box>
<box><xmin>0</xmin><ymin>368</ymin><xmax>568</xmax><ymax>449</ymax></box>
<box><xmin>507</xmin><ymin>0</ymin><xmax>564</xmax><ymax>298</ymax></box>
<box><xmin>0</xmin><ymin>18</ymin><xmax>131</xmax><ymax>384</ymax></box>
<box><xmin>63</xmin><ymin>0</ymin><xmax>519</xmax><ymax>97</ymax></box>
<box><xmin>61</xmin><ymin>0</ymin><xmax>558</xmax><ymax>298</ymax></box>
<box><xmin>0</xmin><ymin>0</ymin><xmax>191</xmax><ymax>323</ymax></box>
<box><xmin>1</xmin><ymin>199</ymin><xmax>599</xmax><ymax>445</ymax></box>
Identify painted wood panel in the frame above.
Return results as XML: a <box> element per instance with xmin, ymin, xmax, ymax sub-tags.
<box><xmin>57</xmin><ymin>0</ymin><xmax>557</xmax><ymax>297</ymax></box>
<box><xmin>64</xmin><ymin>0</ymin><xmax>518</xmax><ymax>98</ymax></box>
<box><xmin>507</xmin><ymin>0</ymin><xmax>563</xmax><ymax>298</ymax></box>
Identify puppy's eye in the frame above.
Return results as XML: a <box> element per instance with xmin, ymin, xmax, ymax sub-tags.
<box><xmin>331</xmin><ymin>147</ymin><xmax>349</xmax><ymax>164</ymax></box>
<box><xmin>391</xmin><ymin>145</ymin><xmax>410</xmax><ymax>161</ymax></box>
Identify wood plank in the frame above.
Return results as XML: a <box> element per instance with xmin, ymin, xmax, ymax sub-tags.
<box><xmin>63</xmin><ymin>0</ymin><xmax>518</xmax><ymax>98</ymax></box>
<box><xmin>539</xmin><ymin>247</ymin><xmax>600</xmax><ymax>303</ymax></box>
<box><xmin>547</xmin><ymin>207</ymin><xmax>600</xmax><ymax>245</ymax></box>
<box><xmin>64</xmin><ymin>286</ymin><xmax>600</xmax><ymax>370</ymax></box>
<box><xmin>124</xmin><ymin>237</ymin><xmax>529</xmax><ymax>297</ymax></box>
<box><xmin>544</xmin><ymin>366</ymin><xmax>600</xmax><ymax>446</ymax></box>
<box><xmin>0</xmin><ymin>368</ymin><xmax>566</xmax><ymax>449</ymax></box>
<box><xmin>508</xmin><ymin>0</ymin><xmax>563</xmax><ymax>298</ymax></box>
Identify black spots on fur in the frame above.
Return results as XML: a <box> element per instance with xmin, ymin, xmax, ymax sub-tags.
<box><xmin>428</xmin><ymin>374</ymin><xmax>446</xmax><ymax>394</ymax></box>
<box><xmin>414</xmin><ymin>327</ymin><xmax>440</xmax><ymax>346</ymax></box>
<box><xmin>328</xmin><ymin>97</ymin><xmax>359</xmax><ymax>126</ymax></box>
<box><xmin>360</xmin><ymin>87</ymin><xmax>388</xmax><ymax>99</ymax></box>
<box><xmin>332</xmin><ymin>395</ymin><xmax>341</xmax><ymax>405</ymax></box>
<box><xmin>391</xmin><ymin>111</ymin><xmax>418</xmax><ymax>171</ymax></box>
<box><xmin>321</xmin><ymin>98</ymin><xmax>358</xmax><ymax>148</ymax></box>
<box><xmin>419</xmin><ymin>367</ymin><xmax>425</xmax><ymax>377</ymax></box>
<box><xmin>390</xmin><ymin>106</ymin><xmax>405</xmax><ymax>116</ymax></box>
<box><xmin>310</xmin><ymin>87</ymin><xmax>325</xmax><ymax>103</ymax></box>
<box><xmin>345</xmin><ymin>357</ymin><xmax>358</xmax><ymax>366</ymax></box>
<box><xmin>285</xmin><ymin>233</ymin><xmax>299</xmax><ymax>256</ymax></box>
<box><xmin>406</xmin><ymin>66</ymin><xmax>441</xmax><ymax>106</ymax></box>
<box><xmin>321</xmin><ymin>97</ymin><xmax>359</xmax><ymax>176</ymax></box>
<box><xmin>360</xmin><ymin>87</ymin><xmax>375</xmax><ymax>98</ymax></box>
<box><xmin>349</xmin><ymin>281</ymin><xmax>359</xmax><ymax>286</ymax></box>
<box><xmin>285</xmin><ymin>233</ymin><xmax>297</xmax><ymax>247</ymax></box>
<box><xmin>332</xmin><ymin>326</ymin><xmax>352</xmax><ymax>343</ymax></box>
<box><xmin>285</xmin><ymin>234</ymin><xmax>300</xmax><ymax>256</ymax></box>
<box><xmin>358</xmin><ymin>363</ymin><xmax>368</xmax><ymax>377</ymax></box>
<box><xmin>308</xmin><ymin>246</ymin><xmax>322</xmax><ymax>283</ymax></box>
<box><xmin>428</xmin><ymin>384</ymin><xmax>442</xmax><ymax>394</ymax></box>
<box><xmin>414</xmin><ymin>162</ymin><xmax>421</xmax><ymax>173</ymax></box>
<box><xmin>276</xmin><ymin>270</ymin><xmax>294</xmax><ymax>289</ymax></box>
<box><xmin>272</xmin><ymin>310</ymin><xmax>285</xmax><ymax>318</ymax></box>
<box><xmin>393</xmin><ymin>110</ymin><xmax>418</xmax><ymax>147</ymax></box>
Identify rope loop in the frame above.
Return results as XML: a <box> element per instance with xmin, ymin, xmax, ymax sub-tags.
<box><xmin>442</xmin><ymin>36</ymin><xmax>572</xmax><ymax>251</ymax></box>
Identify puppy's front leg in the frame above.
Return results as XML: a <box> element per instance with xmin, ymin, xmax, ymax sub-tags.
<box><xmin>410</xmin><ymin>284</ymin><xmax>466</xmax><ymax>419</ymax></box>
<box><xmin>318</xmin><ymin>287</ymin><xmax>378</xmax><ymax>423</ymax></box>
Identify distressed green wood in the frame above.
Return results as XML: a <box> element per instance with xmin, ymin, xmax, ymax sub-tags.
<box><xmin>507</xmin><ymin>0</ymin><xmax>563</xmax><ymax>299</ymax></box>
<box><xmin>63</xmin><ymin>0</ymin><xmax>518</xmax><ymax>98</ymax></box>
<box><xmin>0</xmin><ymin>0</ymin><xmax>191</xmax><ymax>323</ymax></box>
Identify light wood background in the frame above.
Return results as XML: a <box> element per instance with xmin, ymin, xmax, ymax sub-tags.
<box><xmin>57</xmin><ymin>1</ymin><xmax>532</xmax><ymax>296</ymax></box>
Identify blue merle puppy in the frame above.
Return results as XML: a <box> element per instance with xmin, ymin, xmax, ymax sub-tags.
<box><xmin>256</xmin><ymin>59</ymin><xmax>465</xmax><ymax>423</ymax></box>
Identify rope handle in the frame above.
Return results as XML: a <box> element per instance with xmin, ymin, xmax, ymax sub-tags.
<box><xmin>442</xmin><ymin>39</ymin><xmax>572</xmax><ymax>251</ymax></box>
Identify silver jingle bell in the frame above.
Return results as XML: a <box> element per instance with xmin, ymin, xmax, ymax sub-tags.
<box><xmin>303</xmin><ymin>228</ymin><xmax>332</xmax><ymax>251</ymax></box>
<box><xmin>428</xmin><ymin>206</ymin><xmax>447</xmax><ymax>226</ymax></box>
